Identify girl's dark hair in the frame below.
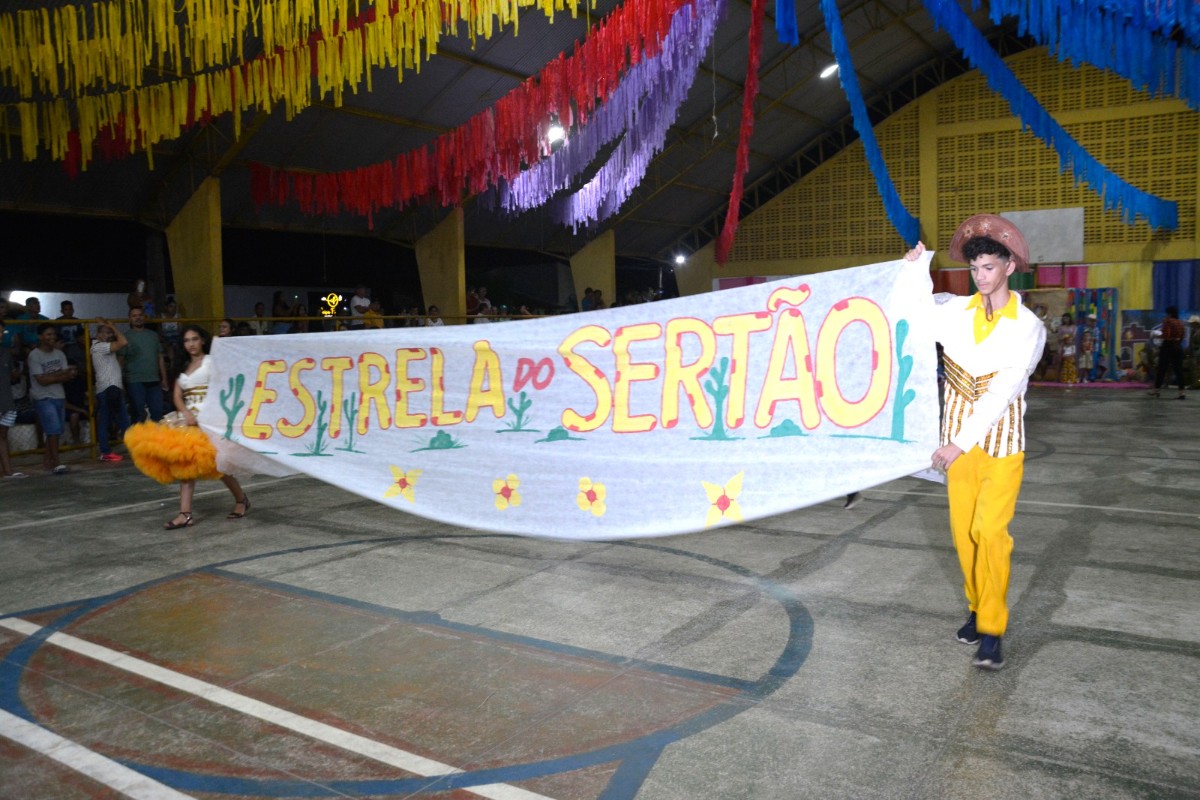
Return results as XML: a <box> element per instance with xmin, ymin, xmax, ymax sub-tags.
<box><xmin>175</xmin><ymin>324</ymin><xmax>212</xmax><ymax>378</ymax></box>
<box><xmin>182</xmin><ymin>324</ymin><xmax>211</xmax><ymax>352</ymax></box>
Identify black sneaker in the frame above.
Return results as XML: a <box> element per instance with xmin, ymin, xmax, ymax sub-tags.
<box><xmin>973</xmin><ymin>635</ymin><xmax>1004</xmax><ymax>670</ymax></box>
<box><xmin>956</xmin><ymin>612</ymin><xmax>979</xmax><ymax>644</ymax></box>
<box><xmin>843</xmin><ymin>492</ymin><xmax>862</xmax><ymax>510</ymax></box>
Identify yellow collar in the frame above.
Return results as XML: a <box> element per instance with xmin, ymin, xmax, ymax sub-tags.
<box><xmin>966</xmin><ymin>292</ymin><xmax>1019</xmax><ymax>320</ymax></box>
<box><xmin>967</xmin><ymin>292</ymin><xmax>1018</xmax><ymax>344</ymax></box>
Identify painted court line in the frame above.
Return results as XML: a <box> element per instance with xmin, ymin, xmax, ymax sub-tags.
<box><xmin>0</xmin><ymin>617</ymin><xmax>553</xmax><ymax>800</ymax></box>
<box><xmin>0</xmin><ymin>707</ymin><xmax>196</xmax><ymax>799</ymax></box>
<box><xmin>868</xmin><ymin>489</ymin><xmax>1200</xmax><ymax>519</ymax></box>
<box><xmin>0</xmin><ymin>476</ymin><xmax>298</xmax><ymax>533</ymax></box>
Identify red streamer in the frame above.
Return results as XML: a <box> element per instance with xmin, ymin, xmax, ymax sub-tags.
<box><xmin>714</xmin><ymin>0</ymin><xmax>765</xmax><ymax>265</ymax></box>
<box><xmin>252</xmin><ymin>0</ymin><xmax>692</xmax><ymax>219</ymax></box>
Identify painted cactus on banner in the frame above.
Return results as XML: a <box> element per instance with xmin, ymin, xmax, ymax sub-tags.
<box><xmin>204</xmin><ymin>255</ymin><xmax>940</xmax><ymax>539</ymax></box>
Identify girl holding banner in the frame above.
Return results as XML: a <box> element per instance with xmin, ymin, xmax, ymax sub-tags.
<box><xmin>125</xmin><ymin>325</ymin><xmax>250</xmax><ymax>529</ymax></box>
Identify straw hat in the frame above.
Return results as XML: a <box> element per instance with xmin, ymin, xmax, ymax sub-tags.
<box><xmin>1188</xmin><ymin>315</ymin><xmax>1200</xmax><ymax>325</ymax></box>
<box><xmin>948</xmin><ymin>214</ymin><xmax>1031</xmax><ymax>272</ymax></box>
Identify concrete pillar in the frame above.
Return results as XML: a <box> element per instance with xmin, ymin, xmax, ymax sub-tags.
<box><xmin>165</xmin><ymin>177</ymin><xmax>224</xmax><ymax>320</ymax></box>
<box><xmin>415</xmin><ymin>208</ymin><xmax>466</xmax><ymax>324</ymax></box>
<box><xmin>569</xmin><ymin>230</ymin><xmax>616</xmax><ymax>311</ymax></box>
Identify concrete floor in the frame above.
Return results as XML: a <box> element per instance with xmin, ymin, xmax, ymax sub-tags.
<box><xmin>0</xmin><ymin>387</ymin><xmax>1197</xmax><ymax>799</ymax></box>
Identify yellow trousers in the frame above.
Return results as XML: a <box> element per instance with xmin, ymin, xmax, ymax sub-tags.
<box><xmin>946</xmin><ymin>447</ymin><xmax>1024</xmax><ymax>636</ymax></box>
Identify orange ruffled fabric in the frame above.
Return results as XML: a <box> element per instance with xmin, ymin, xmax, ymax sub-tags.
<box><xmin>124</xmin><ymin>422</ymin><xmax>222</xmax><ymax>484</ymax></box>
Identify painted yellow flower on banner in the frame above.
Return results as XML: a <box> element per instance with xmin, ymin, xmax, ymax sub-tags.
<box><xmin>702</xmin><ymin>472</ymin><xmax>744</xmax><ymax>527</ymax></box>
<box><xmin>384</xmin><ymin>466</ymin><xmax>422</xmax><ymax>502</ymax></box>
<box><xmin>576</xmin><ymin>478</ymin><xmax>607</xmax><ymax>517</ymax></box>
<box><xmin>493</xmin><ymin>474</ymin><xmax>522</xmax><ymax>510</ymax></box>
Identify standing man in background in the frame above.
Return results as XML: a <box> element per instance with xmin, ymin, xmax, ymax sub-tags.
<box><xmin>27</xmin><ymin>323</ymin><xmax>76</xmax><ymax>474</ymax></box>
<box><xmin>1149</xmin><ymin>306</ymin><xmax>1186</xmax><ymax>400</ymax></box>
<box><xmin>91</xmin><ymin>319</ymin><xmax>131</xmax><ymax>462</ymax></box>
<box><xmin>349</xmin><ymin>286</ymin><xmax>371</xmax><ymax>330</ymax></box>
<box><xmin>123</xmin><ymin>306</ymin><xmax>167</xmax><ymax>423</ymax></box>
<box><xmin>56</xmin><ymin>300</ymin><xmax>85</xmax><ymax>355</ymax></box>
<box><xmin>0</xmin><ymin>319</ymin><xmax>26</xmax><ymax>479</ymax></box>
<box><xmin>1186</xmin><ymin>315</ymin><xmax>1200</xmax><ymax>389</ymax></box>
<box><xmin>15</xmin><ymin>296</ymin><xmax>48</xmax><ymax>348</ymax></box>
<box><xmin>907</xmin><ymin>214</ymin><xmax>1045</xmax><ymax>671</ymax></box>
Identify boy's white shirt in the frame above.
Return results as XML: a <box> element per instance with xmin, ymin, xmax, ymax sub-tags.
<box><xmin>935</xmin><ymin>291</ymin><xmax>1046</xmax><ymax>453</ymax></box>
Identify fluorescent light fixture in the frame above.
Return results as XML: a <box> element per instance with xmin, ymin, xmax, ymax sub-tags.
<box><xmin>547</xmin><ymin>124</ymin><xmax>565</xmax><ymax>144</ymax></box>
<box><xmin>674</xmin><ymin>254</ymin><xmax>686</xmax><ymax>265</ymax></box>
<box><xmin>819</xmin><ymin>64</ymin><xmax>839</xmax><ymax>79</ymax></box>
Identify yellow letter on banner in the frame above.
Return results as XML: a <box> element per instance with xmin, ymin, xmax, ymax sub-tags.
<box><xmin>278</xmin><ymin>358</ymin><xmax>317</xmax><ymax>438</ymax></box>
<box><xmin>661</xmin><ymin>318</ymin><xmax>714</xmax><ymax>430</ymax></box>
<box><xmin>465</xmin><ymin>341</ymin><xmax>505</xmax><ymax>423</ymax></box>
<box><xmin>713</xmin><ymin>311</ymin><xmax>773</xmax><ymax>429</ymax></box>
<box><xmin>394</xmin><ymin>348</ymin><xmax>428</xmax><ymax>429</ymax></box>
<box><xmin>755</xmin><ymin>309</ymin><xmax>821</xmax><ymax>430</ymax></box>
<box><xmin>815</xmin><ymin>298</ymin><xmax>892</xmax><ymax>428</ymax></box>
<box><xmin>321</xmin><ymin>356</ymin><xmax>354</xmax><ymax>438</ymax></box>
<box><xmin>559</xmin><ymin>325</ymin><xmax>613</xmax><ymax>433</ymax></box>
<box><xmin>358</xmin><ymin>352</ymin><xmax>393</xmax><ymax>435</ymax></box>
<box><xmin>613</xmin><ymin>322</ymin><xmax>662</xmax><ymax>434</ymax></box>
<box><xmin>242</xmin><ymin>360</ymin><xmax>287</xmax><ymax>440</ymax></box>
<box><xmin>430</xmin><ymin>347</ymin><xmax>464</xmax><ymax>426</ymax></box>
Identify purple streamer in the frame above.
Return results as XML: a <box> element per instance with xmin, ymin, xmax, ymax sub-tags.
<box><xmin>485</xmin><ymin>0</ymin><xmax>723</xmax><ymax>226</ymax></box>
<box><xmin>555</xmin><ymin>0</ymin><xmax>723</xmax><ymax>229</ymax></box>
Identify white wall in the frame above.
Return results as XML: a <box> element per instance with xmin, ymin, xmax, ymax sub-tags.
<box><xmin>5</xmin><ymin>291</ymin><xmax>128</xmax><ymax>328</ymax></box>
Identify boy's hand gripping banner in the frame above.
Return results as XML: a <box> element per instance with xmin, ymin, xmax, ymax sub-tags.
<box><xmin>203</xmin><ymin>254</ymin><xmax>940</xmax><ymax>539</ymax></box>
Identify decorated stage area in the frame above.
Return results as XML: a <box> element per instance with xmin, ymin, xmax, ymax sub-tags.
<box><xmin>0</xmin><ymin>387</ymin><xmax>1196</xmax><ymax>799</ymax></box>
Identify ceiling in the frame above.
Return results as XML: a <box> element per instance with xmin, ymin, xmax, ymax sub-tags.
<box><xmin>0</xmin><ymin>0</ymin><xmax>1032</xmax><ymax>266</ymax></box>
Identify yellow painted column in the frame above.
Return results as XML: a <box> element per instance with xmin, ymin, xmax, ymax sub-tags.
<box><xmin>674</xmin><ymin>242</ymin><xmax>716</xmax><ymax>296</ymax></box>
<box><xmin>165</xmin><ymin>177</ymin><xmax>224</xmax><ymax>320</ymax></box>
<box><xmin>569</xmin><ymin>230</ymin><xmax>616</xmax><ymax>310</ymax></box>
<box><xmin>415</xmin><ymin>208</ymin><xmax>466</xmax><ymax>324</ymax></box>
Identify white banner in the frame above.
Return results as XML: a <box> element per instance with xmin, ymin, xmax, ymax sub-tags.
<box><xmin>203</xmin><ymin>254</ymin><xmax>940</xmax><ymax>539</ymax></box>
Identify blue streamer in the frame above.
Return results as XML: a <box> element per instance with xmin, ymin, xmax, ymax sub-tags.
<box><xmin>818</xmin><ymin>0</ymin><xmax>920</xmax><ymax>245</ymax></box>
<box><xmin>925</xmin><ymin>0</ymin><xmax>1179</xmax><ymax>230</ymax></box>
<box><xmin>985</xmin><ymin>0</ymin><xmax>1200</xmax><ymax>107</ymax></box>
<box><xmin>775</xmin><ymin>0</ymin><xmax>799</xmax><ymax>45</ymax></box>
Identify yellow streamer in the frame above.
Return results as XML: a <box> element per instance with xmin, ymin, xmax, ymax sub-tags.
<box><xmin>0</xmin><ymin>0</ymin><xmax>594</xmax><ymax>167</ymax></box>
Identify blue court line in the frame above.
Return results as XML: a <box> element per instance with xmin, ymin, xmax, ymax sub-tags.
<box><xmin>1</xmin><ymin>534</ymin><xmax>813</xmax><ymax>798</ymax></box>
<box><xmin>597</xmin><ymin>743</ymin><xmax>666</xmax><ymax>800</ymax></box>
<box><xmin>209</xmin><ymin>567</ymin><xmax>759</xmax><ymax>693</ymax></box>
